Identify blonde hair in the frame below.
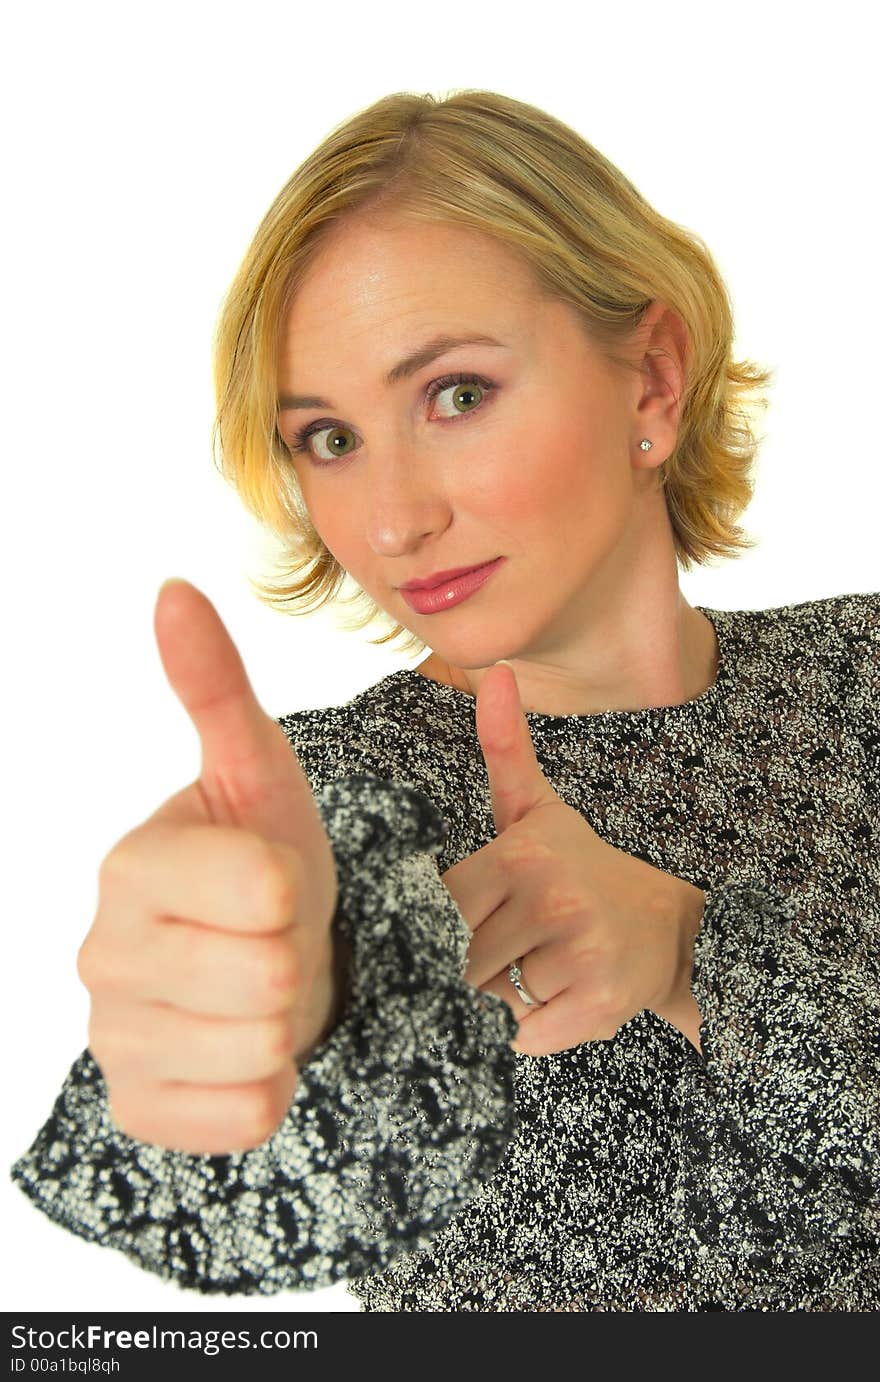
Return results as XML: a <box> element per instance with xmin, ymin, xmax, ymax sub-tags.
<box><xmin>211</xmin><ymin>88</ymin><xmax>773</xmax><ymax>658</ymax></box>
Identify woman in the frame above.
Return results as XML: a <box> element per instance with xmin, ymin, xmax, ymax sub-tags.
<box><xmin>11</xmin><ymin>89</ymin><xmax>879</xmax><ymax>1311</ymax></box>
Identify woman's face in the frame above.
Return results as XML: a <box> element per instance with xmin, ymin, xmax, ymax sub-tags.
<box><xmin>276</xmin><ymin>213</ymin><xmax>674</xmax><ymax>681</ymax></box>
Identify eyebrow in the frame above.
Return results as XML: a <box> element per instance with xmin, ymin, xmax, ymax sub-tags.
<box><xmin>277</xmin><ymin>332</ymin><xmax>508</xmax><ymax>412</ymax></box>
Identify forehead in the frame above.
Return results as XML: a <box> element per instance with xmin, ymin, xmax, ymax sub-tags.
<box><xmin>280</xmin><ymin>216</ymin><xmax>543</xmax><ymax>352</ymax></box>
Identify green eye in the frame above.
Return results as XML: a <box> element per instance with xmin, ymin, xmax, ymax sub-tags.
<box><xmin>289</xmin><ymin>371</ymin><xmax>497</xmax><ymax>465</ymax></box>
<box><xmin>430</xmin><ymin>377</ymin><xmax>485</xmax><ymax>416</ymax></box>
<box><xmin>309</xmin><ymin>425</ymin><xmax>356</xmax><ymax>460</ymax></box>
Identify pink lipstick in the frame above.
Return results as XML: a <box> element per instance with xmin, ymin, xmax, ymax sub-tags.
<box><xmin>400</xmin><ymin>557</ymin><xmax>504</xmax><ymax>615</ymax></box>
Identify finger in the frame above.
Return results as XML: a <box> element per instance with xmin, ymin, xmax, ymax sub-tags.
<box><xmin>100</xmin><ymin>821</ymin><xmax>305</xmax><ymax>935</ymax></box>
<box><xmin>91</xmin><ymin>998</ymin><xmax>297</xmax><ymax>1085</ymax></box>
<box><xmin>478</xmin><ymin>951</ymin><xmax>563</xmax><ymax>1018</ymax></box>
<box><xmin>83</xmin><ymin>910</ymin><xmax>301</xmax><ymax>1018</ymax></box>
<box><xmin>141</xmin><ymin>918</ymin><xmax>300</xmax><ymax>1017</ymax></box>
<box><xmin>509</xmin><ymin>985</ymin><xmax>626</xmax><ymax>1057</ymax></box>
<box><xmin>153</xmin><ymin>578</ymin><xmax>317</xmax><ymax>848</ymax></box>
<box><xmin>108</xmin><ymin>1065</ymin><xmax>299</xmax><ymax>1155</ymax></box>
<box><xmin>477</xmin><ymin>661</ymin><xmax>552</xmax><ymax>835</ymax></box>
<box><xmin>441</xmin><ymin>840</ymin><xmax>509</xmax><ymax>936</ymax></box>
<box><xmin>462</xmin><ymin>898</ymin><xmax>542</xmax><ymax>987</ymax></box>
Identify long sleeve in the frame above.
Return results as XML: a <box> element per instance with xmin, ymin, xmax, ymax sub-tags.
<box><xmin>671</xmin><ymin>877</ymin><xmax>880</xmax><ymax>1277</ymax></box>
<box><xmin>9</xmin><ymin>775</ymin><xmax>518</xmax><ymax>1297</ymax></box>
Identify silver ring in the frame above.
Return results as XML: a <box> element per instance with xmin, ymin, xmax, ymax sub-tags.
<box><xmin>508</xmin><ymin>958</ymin><xmax>545</xmax><ymax>1007</ymax></box>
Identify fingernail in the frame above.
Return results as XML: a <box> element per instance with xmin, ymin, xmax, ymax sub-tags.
<box><xmin>494</xmin><ymin>659</ymin><xmax>513</xmax><ymax>669</ymax></box>
<box><xmin>158</xmin><ymin>577</ymin><xmax>187</xmax><ymax>595</ymax></box>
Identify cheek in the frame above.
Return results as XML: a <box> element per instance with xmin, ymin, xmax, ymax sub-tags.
<box><xmin>546</xmin><ymin>410</ymin><xmax>630</xmax><ymax>511</ymax></box>
<box><xmin>472</xmin><ymin>426</ymin><xmax>606</xmax><ymax>534</ymax></box>
<box><xmin>291</xmin><ymin>476</ymin><xmax>351</xmax><ymax>559</ymax></box>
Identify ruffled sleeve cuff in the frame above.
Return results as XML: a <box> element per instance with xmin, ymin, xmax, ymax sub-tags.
<box><xmin>10</xmin><ymin>774</ymin><xmax>518</xmax><ymax>1296</ymax></box>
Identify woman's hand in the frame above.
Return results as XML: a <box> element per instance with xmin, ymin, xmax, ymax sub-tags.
<box><xmin>440</xmin><ymin>663</ymin><xmax>706</xmax><ymax>1057</ymax></box>
<box><xmin>76</xmin><ymin>579</ymin><xmax>343</xmax><ymax>1155</ymax></box>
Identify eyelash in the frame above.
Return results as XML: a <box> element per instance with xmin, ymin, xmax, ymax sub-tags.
<box><xmin>286</xmin><ymin>372</ymin><xmax>498</xmax><ymax>464</ymax></box>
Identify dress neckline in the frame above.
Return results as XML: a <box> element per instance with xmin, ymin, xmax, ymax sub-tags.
<box><xmin>391</xmin><ymin>605</ymin><xmax>734</xmax><ymax>728</ymax></box>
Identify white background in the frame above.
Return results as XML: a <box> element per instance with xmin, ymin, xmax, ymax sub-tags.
<box><xmin>2</xmin><ymin>0</ymin><xmax>876</xmax><ymax>1314</ymax></box>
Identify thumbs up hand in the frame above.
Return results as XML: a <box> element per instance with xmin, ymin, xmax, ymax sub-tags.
<box><xmin>76</xmin><ymin>579</ymin><xmax>344</xmax><ymax>1155</ymax></box>
<box><xmin>440</xmin><ymin>662</ymin><xmax>707</xmax><ymax>1057</ymax></box>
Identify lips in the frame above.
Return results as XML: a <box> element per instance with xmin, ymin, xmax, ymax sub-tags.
<box><xmin>401</xmin><ymin>559</ymin><xmax>498</xmax><ymax>592</ymax></box>
<box><xmin>399</xmin><ymin>557</ymin><xmax>504</xmax><ymax>615</ymax></box>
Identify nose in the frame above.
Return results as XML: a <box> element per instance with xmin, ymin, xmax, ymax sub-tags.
<box><xmin>364</xmin><ymin>436</ymin><xmax>453</xmax><ymax>558</ymax></box>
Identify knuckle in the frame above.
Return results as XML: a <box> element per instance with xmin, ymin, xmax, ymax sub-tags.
<box><xmin>499</xmin><ymin>828</ymin><xmax>554</xmax><ymax>872</ymax></box>
<box><xmin>255</xmin><ymin>843</ymin><xmax>300</xmax><ymax>929</ymax></box>
<box><xmin>588</xmin><ymin>983</ymin><xmax>615</xmax><ymax>1016</ymax></box>
<box><xmin>544</xmin><ymin>881</ymin><xmax>586</xmax><ymax>923</ymax></box>
<box><xmin>77</xmin><ymin>934</ymin><xmax>124</xmax><ymax>995</ymax></box>
<box><xmin>237</xmin><ymin>1016</ymin><xmax>295</xmax><ymax>1080</ymax></box>
<box><xmin>265</xmin><ymin>1012</ymin><xmax>297</xmax><ymax>1065</ymax></box>
<box><xmin>252</xmin><ymin>934</ymin><xmax>298</xmax><ymax>1007</ymax></box>
<box><xmin>568</xmin><ymin>937</ymin><xmax>601</xmax><ymax>973</ymax></box>
<box><xmin>98</xmin><ymin>833</ymin><xmax>139</xmax><ymax>890</ymax></box>
<box><xmin>75</xmin><ymin>935</ymin><xmax>96</xmax><ymax>989</ymax></box>
<box><xmin>587</xmin><ymin>986</ymin><xmax>622</xmax><ymax>1036</ymax></box>
<box><xmin>240</xmin><ymin>1083</ymin><xmax>286</xmax><ymax>1148</ymax></box>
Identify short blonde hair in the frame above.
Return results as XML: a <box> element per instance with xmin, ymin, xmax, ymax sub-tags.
<box><xmin>211</xmin><ymin>89</ymin><xmax>772</xmax><ymax>658</ymax></box>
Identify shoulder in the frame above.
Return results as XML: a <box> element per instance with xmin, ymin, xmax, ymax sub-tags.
<box><xmin>740</xmin><ymin>589</ymin><xmax>877</xmax><ymax>635</ymax></box>
<box><xmin>737</xmin><ymin>590</ymin><xmax>879</xmax><ymax>662</ymax></box>
<box><xmin>707</xmin><ymin>593</ymin><xmax>878</xmax><ymax>733</ymax></box>
<box><xmin>759</xmin><ymin>590</ymin><xmax>879</xmax><ymax>724</ymax></box>
<box><xmin>781</xmin><ymin>590</ymin><xmax>879</xmax><ymax>678</ymax></box>
<box><xmin>829</xmin><ymin>591</ymin><xmax>880</xmax><ymax>728</ymax></box>
<box><xmin>271</xmin><ymin>670</ymin><xmax>438</xmax><ymax>795</ymax></box>
<box><xmin>272</xmin><ymin>695</ymin><xmax>390</xmax><ymax>794</ymax></box>
<box><xmin>271</xmin><ymin>669</ymin><xmax>480</xmax><ymax>827</ymax></box>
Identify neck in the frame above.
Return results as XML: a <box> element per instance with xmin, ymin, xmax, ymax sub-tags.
<box><xmin>415</xmin><ymin>495</ymin><xmax>720</xmax><ymax>716</ymax></box>
<box><xmin>431</xmin><ymin>601</ymin><xmax>716</xmax><ymax>715</ymax></box>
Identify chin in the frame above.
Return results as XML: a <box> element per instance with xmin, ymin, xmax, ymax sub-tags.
<box><xmin>442</xmin><ymin>639</ymin><xmax>499</xmax><ymax>666</ymax></box>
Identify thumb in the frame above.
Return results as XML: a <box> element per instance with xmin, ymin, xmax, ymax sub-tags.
<box><xmin>153</xmin><ymin>578</ymin><xmax>322</xmax><ymax>857</ymax></box>
<box><xmin>476</xmin><ymin>661</ymin><xmax>557</xmax><ymax>836</ymax></box>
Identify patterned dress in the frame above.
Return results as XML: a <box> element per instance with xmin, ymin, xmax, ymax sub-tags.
<box><xmin>11</xmin><ymin>594</ymin><xmax>880</xmax><ymax>1311</ymax></box>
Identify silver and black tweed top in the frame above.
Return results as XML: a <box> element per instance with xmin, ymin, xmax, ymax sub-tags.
<box><xmin>11</xmin><ymin>593</ymin><xmax>880</xmax><ymax>1311</ymax></box>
